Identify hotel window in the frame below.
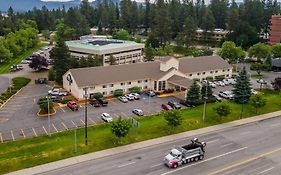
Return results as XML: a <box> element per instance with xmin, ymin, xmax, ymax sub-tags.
<box><xmin>121</xmin><ymin>83</ymin><xmax>124</xmax><ymax>86</ymax></box>
<box><xmin>102</xmin><ymin>91</ymin><xmax>107</xmax><ymax>95</ymax></box>
<box><xmin>110</xmin><ymin>84</ymin><xmax>114</xmax><ymax>87</ymax></box>
<box><xmin>110</xmin><ymin>91</ymin><xmax>114</xmax><ymax>94</ymax></box>
<box><xmin>197</xmin><ymin>73</ymin><xmax>201</xmax><ymax>75</ymax></box>
<box><xmin>127</xmin><ymin>82</ymin><xmax>131</xmax><ymax>85</ymax></box>
<box><xmin>203</xmin><ymin>72</ymin><xmax>205</xmax><ymax>75</ymax></box>
<box><xmin>138</xmin><ymin>80</ymin><xmax>142</xmax><ymax>83</ymax></box>
<box><xmin>210</xmin><ymin>71</ymin><xmax>213</xmax><ymax>74</ymax></box>
<box><xmin>90</xmin><ymin>86</ymin><xmax>95</xmax><ymax>90</ymax></box>
<box><xmin>102</xmin><ymin>85</ymin><xmax>107</xmax><ymax>88</ymax></box>
<box><xmin>227</xmin><ymin>69</ymin><xmax>230</xmax><ymax>71</ymax></box>
<box><xmin>215</xmin><ymin>70</ymin><xmax>218</xmax><ymax>73</ymax></box>
<box><xmin>222</xmin><ymin>69</ymin><xmax>225</xmax><ymax>72</ymax></box>
<box><xmin>154</xmin><ymin>81</ymin><xmax>157</xmax><ymax>91</ymax></box>
<box><xmin>189</xmin><ymin>74</ymin><xmax>192</xmax><ymax>76</ymax></box>
<box><xmin>144</xmin><ymin>86</ymin><xmax>148</xmax><ymax>89</ymax></box>
<box><xmin>144</xmin><ymin>80</ymin><xmax>148</xmax><ymax>83</ymax></box>
<box><xmin>226</xmin><ymin>74</ymin><xmax>229</xmax><ymax>77</ymax></box>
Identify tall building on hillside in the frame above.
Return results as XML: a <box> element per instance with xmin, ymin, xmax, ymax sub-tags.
<box><xmin>269</xmin><ymin>15</ymin><xmax>281</xmax><ymax>45</ymax></box>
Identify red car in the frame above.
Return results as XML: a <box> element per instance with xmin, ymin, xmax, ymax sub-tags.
<box><xmin>161</xmin><ymin>104</ymin><xmax>173</xmax><ymax>111</ymax></box>
<box><xmin>67</xmin><ymin>101</ymin><xmax>80</xmax><ymax>111</ymax></box>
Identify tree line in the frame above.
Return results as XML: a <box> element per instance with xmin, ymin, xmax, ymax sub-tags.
<box><xmin>1</xmin><ymin>0</ymin><xmax>280</xmax><ymax>48</ymax></box>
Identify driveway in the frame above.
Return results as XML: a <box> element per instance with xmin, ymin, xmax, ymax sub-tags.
<box><xmin>0</xmin><ymin>76</ymin><xmax>9</xmax><ymax>95</ymax></box>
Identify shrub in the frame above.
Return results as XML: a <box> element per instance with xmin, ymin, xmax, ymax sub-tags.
<box><xmin>215</xmin><ymin>75</ymin><xmax>225</xmax><ymax>81</ymax></box>
<box><xmin>129</xmin><ymin>86</ymin><xmax>141</xmax><ymax>93</ymax></box>
<box><xmin>206</xmin><ymin>76</ymin><xmax>214</xmax><ymax>81</ymax></box>
<box><xmin>37</xmin><ymin>97</ymin><xmax>54</xmax><ymax>113</ymax></box>
<box><xmin>93</xmin><ymin>92</ymin><xmax>103</xmax><ymax>99</ymax></box>
<box><xmin>61</xmin><ymin>98</ymin><xmax>72</xmax><ymax>104</ymax></box>
<box><xmin>114</xmin><ymin>89</ymin><xmax>124</xmax><ymax>97</ymax></box>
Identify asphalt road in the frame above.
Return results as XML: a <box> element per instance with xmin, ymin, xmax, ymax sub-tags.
<box><xmin>40</xmin><ymin>116</ymin><xmax>281</xmax><ymax>175</ymax></box>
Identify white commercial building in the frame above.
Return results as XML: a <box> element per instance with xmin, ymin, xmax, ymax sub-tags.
<box><xmin>66</xmin><ymin>38</ymin><xmax>145</xmax><ymax>66</ymax></box>
<box><xmin>63</xmin><ymin>56</ymin><xmax>232</xmax><ymax>100</ymax></box>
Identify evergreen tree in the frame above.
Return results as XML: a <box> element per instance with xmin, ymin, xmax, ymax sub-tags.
<box><xmin>186</xmin><ymin>81</ymin><xmax>201</xmax><ymax>106</ymax></box>
<box><xmin>232</xmin><ymin>67</ymin><xmax>252</xmax><ymax>104</ymax></box>
<box><xmin>201</xmin><ymin>8</ymin><xmax>215</xmax><ymax>40</ymax></box>
<box><xmin>227</xmin><ymin>0</ymin><xmax>239</xmax><ymax>31</ymax></box>
<box><xmin>177</xmin><ymin>16</ymin><xmax>197</xmax><ymax>48</ymax></box>
<box><xmin>210</xmin><ymin>0</ymin><xmax>228</xmax><ymax>29</ymax></box>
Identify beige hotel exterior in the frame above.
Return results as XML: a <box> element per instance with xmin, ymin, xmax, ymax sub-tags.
<box><xmin>63</xmin><ymin>56</ymin><xmax>232</xmax><ymax>100</ymax></box>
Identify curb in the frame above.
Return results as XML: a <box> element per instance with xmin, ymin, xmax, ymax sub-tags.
<box><xmin>6</xmin><ymin>110</ymin><xmax>281</xmax><ymax>175</ymax></box>
<box><xmin>37</xmin><ymin>109</ymin><xmax>57</xmax><ymax>117</ymax></box>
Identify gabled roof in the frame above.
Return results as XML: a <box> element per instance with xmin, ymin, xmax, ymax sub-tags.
<box><xmin>168</xmin><ymin>75</ymin><xmax>193</xmax><ymax>88</ymax></box>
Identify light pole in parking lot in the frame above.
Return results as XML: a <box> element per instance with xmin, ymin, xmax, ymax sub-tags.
<box><xmin>46</xmin><ymin>96</ymin><xmax>51</xmax><ymax>137</ymax></box>
<box><xmin>83</xmin><ymin>88</ymin><xmax>88</xmax><ymax>145</ymax></box>
<box><xmin>202</xmin><ymin>80</ymin><xmax>209</xmax><ymax>126</ymax></box>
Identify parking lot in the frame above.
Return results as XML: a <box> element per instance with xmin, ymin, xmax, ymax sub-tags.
<box><xmin>0</xmin><ymin>86</ymin><xmax>186</xmax><ymax>143</ymax></box>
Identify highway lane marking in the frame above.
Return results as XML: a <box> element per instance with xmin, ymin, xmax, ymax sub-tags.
<box><xmin>80</xmin><ymin>119</ymin><xmax>85</xmax><ymax>125</ymax></box>
<box><xmin>52</xmin><ymin>124</ymin><xmax>58</xmax><ymax>132</ymax></box>
<box><xmin>0</xmin><ymin>132</ymin><xmax>3</xmax><ymax>143</ymax></box>
<box><xmin>207</xmin><ymin>139</ymin><xmax>219</xmax><ymax>144</ymax></box>
<box><xmin>61</xmin><ymin>122</ymin><xmax>68</xmax><ymax>130</ymax></box>
<box><xmin>10</xmin><ymin>130</ymin><xmax>15</xmax><ymax>141</ymax></box>
<box><xmin>208</xmin><ymin>146</ymin><xmax>281</xmax><ymax>175</ymax></box>
<box><xmin>32</xmin><ymin>128</ymin><xmax>37</xmax><ymax>136</ymax></box>
<box><xmin>160</xmin><ymin>147</ymin><xmax>248</xmax><ymax>175</ymax></box>
<box><xmin>117</xmin><ymin>161</ymin><xmax>136</xmax><ymax>168</ymax></box>
<box><xmin>42</xmin><ymin>126</ymin><xmax>48</xmax><ymax>135</ymax></box>
<box><xmin>258</xmin><ymin>167</ymin><xmax>274</xmax><ymax>174</ymax></box>
<box><xmin>270</xmin><ymin>123</ymin><xmax>280</xmax><ymax>127</ymax></box>
<box><xmin>220</xmin><ymin>143</ymin><xmax>234</xmax><ymax>148</ymax></box>
<box><xmin>89</xmin><ymin>118</ymin><xmax>96</xmax><ymax>125</ymax></box>
<box><xmin>21</xmin><ymin>129</ymin><xmax>26</xmax><ymax>138</ymax></box>
<box><xmin>151</xmin><ymin>163</ymin><xmax>162</xmax><ymax>168</ymax></box>
<box><xmin>71</xmin><ymin>120</ymin><xmax>77</xmax><ymax>128</ymax></box>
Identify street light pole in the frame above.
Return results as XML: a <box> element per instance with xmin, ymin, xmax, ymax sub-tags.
<box><xmin>84</xmin><ymin>88</ymin><xmax>88</xmax><ymax>146</ymax></box>
<box><xmin>202</xmin><ymin>80</ymin><xmax>208</xmax><ymax>126</ymax></box>
<box><xmin>46</xmin><ymin>96</ymin><xmax>51</xmax><ymax>137</ymax></box>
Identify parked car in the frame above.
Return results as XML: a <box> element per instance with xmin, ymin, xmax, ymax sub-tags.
<box><xmin>256</xmin><ymin>79</ymin><xmax>268</xmax><ymax>85</ymax></box>
<box><xmin>223</xmin><ymin>79</ymin><xmax>230</xmax><ymax>85</ymax></box>
<box><xmin>218</xmin><ymin>91</ymin><xmax>234</xmax><ymax>99</ymax></box>
<box><xmin>35</xmin><ymin>78</ymin><xmax>47</xmax><ymax>84</ymax></box>
<box><xmin>89</xmin><ymin>99</ymin><xmax>101</xmax><ymax>107</ymax></box>
<box><xmin>179</xmin><ymin>100</ymin><xmax>193</xmax><ymax>107</ymax></box>
<box><xmin>21</xmin><ymin>59</ymin><xmax>31</xmax><ymax>64</ymax></box>
<box><xmin>10</xmin><ymin>65</ymin><xmax>23</xmax><ymax>72</ymax></box>
<box><xmin>96</xmin><ymin>98</ymin><xmax>108</xmax><ymax>106</ymax></box>
<box><xmin>146</xmin><ymin>90</ymin><xmax>156</xmax><ymax>97</ymax></box>
<box><xmin>227</xmin><ymin>78</ymin><xmax>236</xmax><ymax>85</ymax></box>
<box><xmin>118</xmin><ymin>96</ymin><xmax>128</xmax><ymax>103</ymax></box>
<box><xmin>168</xmin><ymin>101</ymin><xmax>181</xmax><ymax>109</ymax></box>
<box><xmin>217</xmin><ymin>81</ymin><xmax>225</xmax><ymax>86</ymax></box>
<box><xmin>162</xmin><ymin>104</ymin><xmax>173</xmax><ymax>111</ymax></box>
<box><xmin>124</xmin><ymin>94</ymin><xmax>134</xmax><ymax>101</ymax></box>
<box><xmin>213</xmin><ymin>94</ymin><xmax>223</xmax><ymax>102</ymax></box>
<box><xmin>67</xmin><ymin>101</ymin><xmax>79</xmax><ymax>111</ymax></box>
<box><xmin>49</xmin><ymin>95</ymin><xmax>62</xmax><ymax>102</ymax></box>
<box><xmin>209</xmin><ymin>82</ymin><xmax>216</xmax><ymax>88</ymax></box>
<box><xmin>132</xmin><ymin>109</ymin><xmax>144</xmax><ymax>116</ymax></box>
<box><xmin>251</xmin><ymin>89</ymin><xmax>259</xmax><ymax>95</ymax></box>
<box><xmin>101</xmin><ymin>113</ymin><xmax>113</xmax><ymax>122</ymax></box>
<box><xmin>130</xmin><ymin>93</ymin><xmax>140</xmax><ymax>100</ymax></box>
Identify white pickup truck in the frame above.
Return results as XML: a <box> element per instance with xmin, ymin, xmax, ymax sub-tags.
<box><xmin>48</xmin><ymin>88</ymin><xmax>68</xmax><ymax>96</ymax></box>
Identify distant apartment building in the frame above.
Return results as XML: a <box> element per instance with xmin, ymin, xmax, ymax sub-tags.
<box><xmin>63</xmin><ymin>56</ymin><xmax>232</xmax><ymax>100</ymax></box>
<box><xmin>196</xmin><ymin>28</ymin><xmax>228</xmax><ymax>42</ymax></box>
<box><xmin>66</xmin><ymin>38</ymin><xmax>145</xmax><ymax>66</ymax></box>
<box><xmin>269</xmin><ymin>15</ymin><xmax>281</xmax><ymax>45</ymax></box>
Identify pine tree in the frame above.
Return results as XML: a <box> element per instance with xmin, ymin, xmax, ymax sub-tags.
<box><xmin>186</xmin><ymin>81</ymin><xmax>201</xmax><ymax>106</ymax></box>
<box><xmin>177</xmin><ymin>16</ymin><xmax>197</xmax><ymax>48</ymax></box>
<box><xmin>232</xmin><ymin>67</ymin><xmax>252</xmax><ymax>104</ymax></box>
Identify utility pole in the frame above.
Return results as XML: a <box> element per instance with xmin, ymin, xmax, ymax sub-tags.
<box><xmin>84</xmin><ymin>88</ymin><xmax>88</xmax><ymax>145</ymax></box>
<box><xmin>74</xmin><ymin>127</ymin><xmax>77</xmax><ymax>153</ymax></box>
<box><xmin>202</xmin><ymin>80</ymin><xmax>208</xmax><ymax>125</ymax></box>
<box><xmin>46</xmin><ymin>96</ymin><xmax>51</xmax><ymax>137</ymax></box>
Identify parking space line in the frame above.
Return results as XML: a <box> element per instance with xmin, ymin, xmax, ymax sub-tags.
<box><xmin>11</xmin><ymin>130</ymin><xmax>15</xmax><ymax>141</ymax></box>
<box><xmin>71</xmin><ymin>120</ymin><xmax>77</xmax><ymax>128</ymax></box>
<box><xmin>89</xmin><ymin>118</ymin><xmax>96</xmax><ymax>125</ymax></box>
<box><xmin>21</xmin><ymin>129</ymin><xmax>26</xmax><ymax>138</ymax></box>
<box><xmin>61</xmin><ymin>122</ymin><xmax>68</xmax><ymax>130</ymax></box>
<box><xmin>121</xmin><ymin>112</ymin><xmax>127</xmax><ymax>117</ymax></box>
<box><xmin>80</xmin><ymin>119</ymin><xmax>85</xmax><ymax>125</ymax></box>
<box><xmin>52</xmin><ymin>124</ymin><xmax>58</xmax><ymax>132</ymax></box>
<box><xmin>32</xmin><ymin>128</ymin><xmax>37</xmax><ymax>136</ymax></box>
<box><xmin>0</xmin><ymin>132</ymin><xmax>3</xmax><ymax>143</ymax></box>
<box><xmin>114</xmin><ymin>113</ymin><xmax>119</xmax><ymax>118</ymax></box>
<box><xmin>60</xmin><ymin>107</ymin><xmax>65</xmax><ymax>113</ymax></box>
<box><xmin>42</xmin><ymin>126</ymin><xmax>48</xmax><ymax>135</ymax></box>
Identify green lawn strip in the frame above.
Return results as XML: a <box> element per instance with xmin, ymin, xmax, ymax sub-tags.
<box><xmin>0</xmin><ymin>90</ymin><xmax>280</xmax><ymax>174</ymax></box>
<box><xmin>0</xmin><ymin>44</ymin><xmax>46</xmax><ymax>74</ymax></box>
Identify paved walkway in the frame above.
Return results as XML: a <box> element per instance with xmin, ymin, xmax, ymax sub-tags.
<box><xmin>6</xmin><ymin>110</ymin><xmax>281</xmax><ymax>175</ymax></box>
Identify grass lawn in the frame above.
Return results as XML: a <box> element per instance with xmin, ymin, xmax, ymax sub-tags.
<box><xmin>0</xmin><ymin>44</ymin><xmax>46</xmax><ymax>74</ymax></box>
<box><xmin>0</xmin><ymin>90</ymin><xmax>280</xmax><ymax>174</ymax></box>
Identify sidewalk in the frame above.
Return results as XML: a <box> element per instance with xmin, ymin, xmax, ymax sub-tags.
<box><xmin>6</xmin><ymin>110</ymin><xmax>281</xmax><ymax>175</ymax></box>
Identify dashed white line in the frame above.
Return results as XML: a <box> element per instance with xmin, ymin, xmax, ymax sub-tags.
<box><xmin>42</xmin><ymin>126</ymin><xmax>48</xmax><ymax>135</ymax></box>
<box><xmin>10</xmin><ymin>130</ymin><xmax>15</xmax><ymax>141</ymax></box>
<box><xmin>21</xmin><ymin>129</ymin><xmax>26</xmax><ymax>138</ymax></box>
<box><xmin>32</xmin><ymin>128</ymin><xmax>37</xmax><ymax>136</ymax></box>
<box><xmin>161</xmin><ymin>147</ymin><xmax>248</xmax><ymax>175</ymax></box>
<box><xmin>52</xmin><ymin>124</ymin><xmax>58</xmax><ymax>132</ymax></box>
<box><xmin>117</xmin><ymin>161</ymin><xmax>136</xmax><ymax>168</ymax></box>
<box><xmin>220</xmin><ymin>143</ymin><xmax>234</xmax><ymax>148</ymax></box>
<box><xmin>258</xmin><ymin>167</ymin><xmax>274</xmax><ymax>174</ymax></box>
<box><xmin>207</xmin><ymin>139</ymin><xmax>219</xmax><ymax>144</ymax></box>
<box><xmin>71</xmin><ymin>120</ymin><xmax>77</xmax><ymax>128</ymax></box>
<box><xmin>0</xmin><ymin>132</ymin><xmax>3</xmax><ymax>143</ymax></box>
<box><xmin>80</xmin><ymin>119</ymin><xmax>85</xmax><ymax>125</ymax></box>
<box><xmin>61</xmin><ymin>122</ymin><xmax>68</xmax><ymax>130</ymax></box>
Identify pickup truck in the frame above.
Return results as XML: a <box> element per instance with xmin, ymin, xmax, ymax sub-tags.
<box><xmin>163</xmin><ymin>138</ymin><xmax>206</xmax><ymax>168</ymax></box>
<box><xmin>48</xmin><ymin>88</ymin><xmax>68</xmax><ymax>96</ymax></box>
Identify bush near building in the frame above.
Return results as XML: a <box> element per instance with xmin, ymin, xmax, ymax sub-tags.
<box><xmin>129</xmin><ymin>86</ymin><xmax>141</xmax><ymax>93</ymax></box>
<box><xmin>93</xmin><ymin>92</ymin><xmax>103</xmax><ymax>99</ymax></box>
<box><xmin>114</xmin><ymin>89</ymin><xmax>124</xmax><ymax>97</ymax></box>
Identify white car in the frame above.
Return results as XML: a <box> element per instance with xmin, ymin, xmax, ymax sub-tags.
<box><xmin>125</xmin><ymin>94</ymin><xmax>134</xmax><ymax>101</ymax></box>
<box><xmin>130</xmin><ymin>93</ymin><xmax>140</xmax><ymax>100</ymax></box>
<box><xmin>101</xmin><ymin>113</ymin><xmax>113</xmax><ymax>122</ymax></box>
<box><xmin>223</xmin><ymin>79</ymin><xmax>230</xmax><ymax>85</ymax></box>
<box><xmin>218</xmin><ymin>91</ymin><xmax>234</xmax><ymax>99</ymax></box>
<box><xmin>118</xmin><ymin>96</ymin><xmax>128</xmax><ymax>103</ymax></box>
<box><xmin>209</xmin><ymin>82</ymin><xmax>216</xmax><ymax>88</ymax></box>
<box><xmin>228</xmin><ymin>78</ymin><xmax>236</xmax><ymax>85</ymax></box>
<box><xmin>48</xmin><ymin>88</ymin><xmax>68</xmax><ymax>96</ymax></box>
<box><xmin>132</xmin><ymin>109</ymin><xmax>144</xmax><ymax>116</ymax></box>
<box><xmin>251</xmin><ymin>89</ymin><xmax>259</xmax><ymax>95</ymax></box>
<box><xmin>218</xmin><ymin>81</ymin><xmax>225</xmax><ymax>86</ymax></box>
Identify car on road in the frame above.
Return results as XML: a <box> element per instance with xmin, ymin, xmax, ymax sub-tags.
<box><xmin>179</xmin><ymin>100</ymin><xmax>193</xmax><ymax>107</ymax></box>
<box><xmin>101</xmin><ymin>113</ymin><xmax>113</xmax><ymax>122</ymax></box>
<box><xmin>130</xmin><ymin>93</ymin><xmax>140</xmax><ymax>100</ymax></box>
<box><xmin>125</xmin><ymin>94</ymin><xmax>134</xmax><ymax>101</ymax></box>
<box><xmin>67</xmin><ymin>101</ymin><xmax>79</xmax><ymax>111</ymax></box>
<box><xmin>132</xmin><ymin>109</ymin><xmax>144</xmax><ymax>116</ymax></box>
<box><xmin>168</xmin><ymin>101</ymin><xmax>181</xmax><ymax>109</ymax></box>
<box><xmin>162</xmin><ymin>104</ymin><xmax>173</xmax><ymax>111</ymax></box>
<box><xmin>35</xmin><ymin>78</ymin><xmax>47</xmax><ymax>84</ymax></box>
<box><xmin>89</xmin><ymin>99</ymin><xmax>101</xmax><ymax>107</ymax></box>
<box><xmin>213</xmin><ymin>94</ymin><xmax>223</xmax><ymax>102</ymax></box>
<box><xmin>96</xmin><ymin>98</ymin><xmax>108</xmax><ymax>106</ymax></box>
<box><xmin>118</xmin><ymin>96</ymin><xmax>128</xmax><ymax>103</ymax></box>
<box><xmin>146</xmin><ymin>90</ymin><xmax>156</xmax><ymax>97</ymax></box>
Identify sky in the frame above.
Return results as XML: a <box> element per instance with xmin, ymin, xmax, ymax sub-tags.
<box><xmin>41</xmin><ymin>0</ymin><xmax>96</xmax><ymax>2</ymax></box>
